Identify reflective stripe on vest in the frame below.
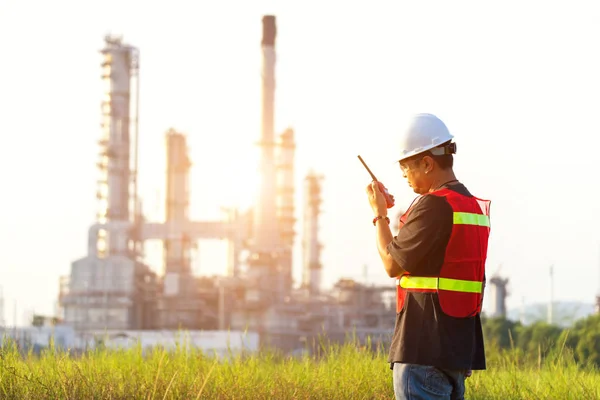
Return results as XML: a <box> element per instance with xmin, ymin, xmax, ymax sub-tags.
<box><xmin>453</xmin><ymin>212</ymin><xmax>490</xmax><ymax>227</ymax></box>
<box><xmin>395</xmin><ymin>188</ymin><xmax>491</xmax><ymax>317</ymax></box>
<box><xmin>398</xmin><ymin>275</ymin><xmax>483</xmax><ymax>293</ymax></box>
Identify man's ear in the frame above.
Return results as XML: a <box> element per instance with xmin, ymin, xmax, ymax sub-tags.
<box><xmin>422</xmin><ymin>155</ymin><xmax>434</xmax><ymax>173</ymax></box>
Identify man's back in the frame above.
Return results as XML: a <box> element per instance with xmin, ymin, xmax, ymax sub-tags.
<box><xmin>386</xmin><ymin>183</ymin><xmax>486</xmax><ymax>371</ymax></box>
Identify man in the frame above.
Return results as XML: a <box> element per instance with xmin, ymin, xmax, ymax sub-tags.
<box><xmin>365</xmin><ymin>113</ymin><xmax>490</xmax><ymax>400</ymax></box>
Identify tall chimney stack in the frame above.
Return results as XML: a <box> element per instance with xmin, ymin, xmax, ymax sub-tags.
<box><xmin>253</xmin><ymin>15</ymin><xmax>279</xmax><ymax>253</ymax></box>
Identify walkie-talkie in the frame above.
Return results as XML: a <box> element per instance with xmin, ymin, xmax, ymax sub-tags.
<box><xmin>358</xmin><ymin>155</ymin><xmax>395</xmax><ymax>208</ymax></box>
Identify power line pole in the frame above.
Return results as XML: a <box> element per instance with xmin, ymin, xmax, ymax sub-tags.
<box><xmin>0</xmin><ymin>286</ymin><xmax>4</xmax><ymax>328</ymax></box>
<box><xmin>547</xmin><ymin>265</ymin><xmax>554</xmax><ymax>325</ymax></box>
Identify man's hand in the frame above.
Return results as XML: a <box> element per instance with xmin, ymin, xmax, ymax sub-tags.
<box><xmin>366</xmin><ymin>181</ymin><xmax>403</xmax><ymax>277</ymax></box>
<box><xmin>366</xmin><ymin>181</ymin><xmax>390</xmax><ymax>217</ymax></box>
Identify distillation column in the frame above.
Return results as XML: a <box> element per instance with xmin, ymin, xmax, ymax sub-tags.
<box><xmin>164</xmin><ymin>129</ymin><xmax>192</xmax><ymax>294</ymax></box>
<box><xmin>60</xmin><ymin>35</ymin><xmax>155</xmax><ymax>331</ymax></box>
<box><xmin>276</xmin><ymin>128</ymin><xmax>296</xmax><ymax>293</ymax></box>
<box><xmin>302</xmin><ymin>172</ymin><xmax>324</xmax><ymax>295</ymax></box>
<box><xmin>97</xmin><ymin>35</ymin><xmax>139</xmax><ymax>256</ymax></box>
<box><xmin>488</xmin><ymin>276</ymin><xmax>509</xmax><ymax>318</ymax></box>
<box><xmin>158</xmin><ymin>129</ymin><xmax>202</xmax><ymax>328</ymax></box>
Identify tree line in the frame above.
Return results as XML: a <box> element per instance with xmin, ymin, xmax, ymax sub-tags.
<box><xmin>481</xmin><ymin>313</ymin><xmax>600</xmax><ymax>367</ymax></box>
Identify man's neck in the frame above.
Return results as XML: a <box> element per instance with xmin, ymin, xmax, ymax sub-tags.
<box><xmin>429</xmin><ymin>171</ymin><xmax>458</xmax><ymax>192</ymax></box>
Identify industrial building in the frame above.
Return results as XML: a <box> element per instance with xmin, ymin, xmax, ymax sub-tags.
<box><xmin>488</xmin><ymin>275</ymin><xmax>509</xmax><ymax>318</ymax></box>
<box><xmin>57</xmin><ymin>16</ymin><xmax>396</xmax><ymax>353</ymax></box>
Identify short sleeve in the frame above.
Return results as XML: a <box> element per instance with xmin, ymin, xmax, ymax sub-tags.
<box><xmin>386</xmin><ymin>194</ymin><xmax>453</xmax><ymax>275</ymax></box>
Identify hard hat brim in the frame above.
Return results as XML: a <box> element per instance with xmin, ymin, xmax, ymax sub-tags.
<box><xmin>396</xmin><ymin>140</ymin><xmax>454</xmax><ymax>163</ymax></box>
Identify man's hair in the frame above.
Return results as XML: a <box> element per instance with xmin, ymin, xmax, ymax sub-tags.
<box><xmin>404</xmin><ymin>143</ymin><xmax>454</xmax><ymax>170</ymax></box>
<box><xmin>424</xmin><ymin>150</ymin><xmax>453</xmax><ymax>170</ymax></box>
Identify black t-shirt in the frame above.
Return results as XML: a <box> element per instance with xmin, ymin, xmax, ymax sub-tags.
<box><xmin>386</xmin><ymin>183</ymin><xmax>486</xmax><ymax>371</ymax></box>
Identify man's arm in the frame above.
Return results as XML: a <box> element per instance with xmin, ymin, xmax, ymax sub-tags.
<box><xmin>366</xmin><ymin>181</ymin><xmax>405</xmax><ymax>277</ymax></box>
<box><xmin>386</xmin><ymin>195</ymin><xmax>453</xmax><ymax>276</ymax></box>
<box><xmin>366</xmin><ymin>182</ymin><xmax>451</xmax><ymax>278</ymax></box>
<box><xmin>375</xmin><ymin>217</ymin><xmax>406</xmax><ymax>278</ymax></box>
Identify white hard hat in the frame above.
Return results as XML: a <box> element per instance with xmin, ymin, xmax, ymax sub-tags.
<box><xmin>397</xmin><ymin>113</ymin><xmax>455</xmax><ymax>162</ymax></box>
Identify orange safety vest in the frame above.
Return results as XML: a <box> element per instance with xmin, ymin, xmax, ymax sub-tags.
<box><xmin>395</xmin><ymin>188</ymin><xmax>491</xmax><ymax>318</ymax></box>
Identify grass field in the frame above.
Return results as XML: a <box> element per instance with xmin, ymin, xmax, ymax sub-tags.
<box><xmin>0</xmin><ymin>337</ymin><xmax>598</xmax><ymax>399</ymax></box>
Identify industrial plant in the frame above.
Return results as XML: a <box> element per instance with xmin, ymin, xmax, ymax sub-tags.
<box><xmin>0</xmin><ymin>14</ymin><xmax>597</xmax><ymax>357</ymax></box>
<box><xmin>55</xmin><ymin>16</ymin><xmax>397</xmax><ymax>353</ymax></box>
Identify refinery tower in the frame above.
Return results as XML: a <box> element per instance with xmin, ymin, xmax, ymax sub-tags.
<box><xmin>58</xmin><ymin>18</ymin><xmax>327</xmax><ymax>333</ymax></box>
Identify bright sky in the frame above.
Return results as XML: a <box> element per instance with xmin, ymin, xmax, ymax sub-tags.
<box><xmin>2</xmin><ymin>0</ymin><xmax>600</xmax><ymax>326</ymax></box>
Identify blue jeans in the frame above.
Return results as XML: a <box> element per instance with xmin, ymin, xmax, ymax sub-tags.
<box><xmin>393</xmin><ymin>363</ymin><xmax>467</xmax><ymax>400</ymax></box>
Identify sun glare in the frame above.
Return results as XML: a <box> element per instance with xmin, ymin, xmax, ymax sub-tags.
<box><xmin>188</xmin><ymin>143</ymin><xmax>261</xmax><ymax>217</ymax></box>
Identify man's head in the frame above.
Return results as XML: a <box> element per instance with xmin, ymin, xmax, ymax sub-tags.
<box><xmin>397</xmin><ymin>114</ymin><xmax>457</xmax><ymax>194</ymax></box>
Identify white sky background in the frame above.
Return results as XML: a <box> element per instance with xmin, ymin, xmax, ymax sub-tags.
<box><xmin>1</xmin><ymin>0</ymin><xmax>600</xmax><ymax>325</ymax></box>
